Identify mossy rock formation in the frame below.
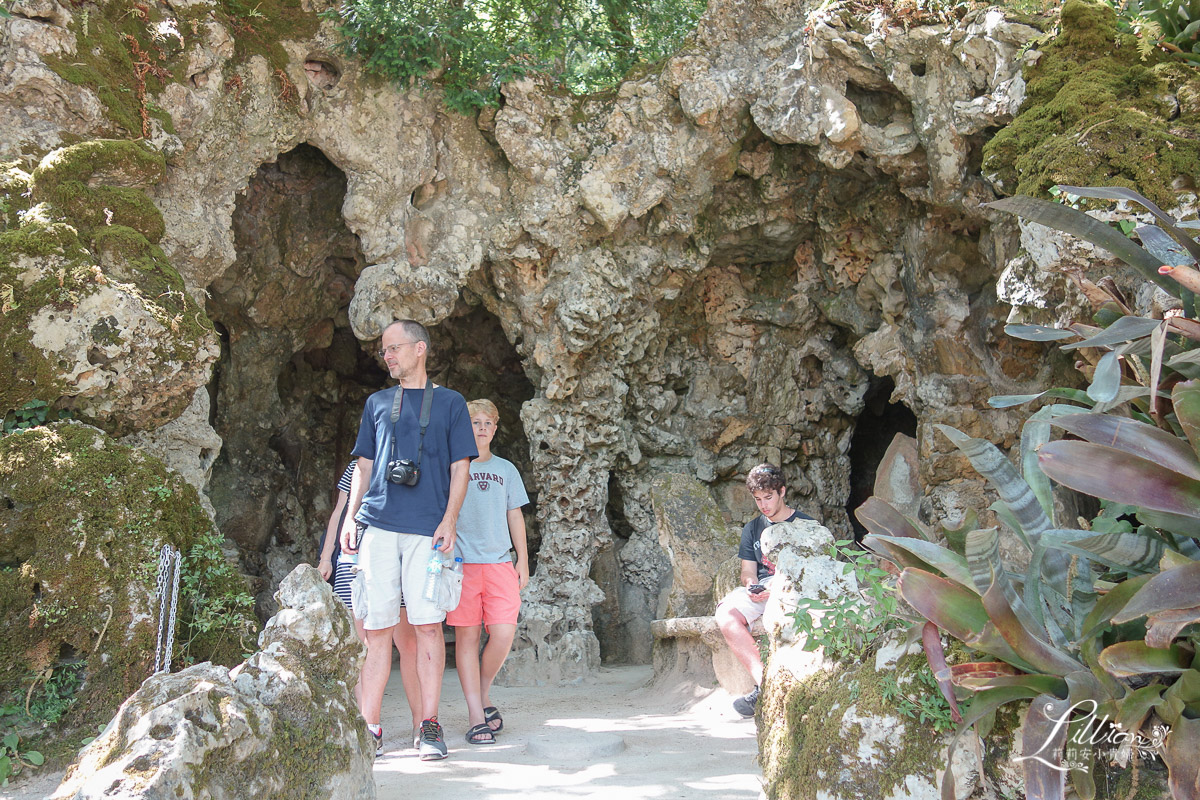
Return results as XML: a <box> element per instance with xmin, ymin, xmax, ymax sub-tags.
<box><xmin>0</xmin><ymin>422</ymin><xmax>257</xmax><ymax>764</ymax></box>
<box><xmin>760</xmin><ymin>653</ymin><xmax>952</xmax><ymax>800</ymax></box>
<box><xmin>1</xmin><ymin>142</ymin><xmax>218</xmax><ymax>436</ymax></box>
<box><xmin>982</xmin><ymin>0</ymin><xmax>1200</xmax><ymax>207</ymax></box>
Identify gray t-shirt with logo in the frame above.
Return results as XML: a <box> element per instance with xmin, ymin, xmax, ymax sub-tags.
<box><xmin>456</xmin><ymin>455</ymin><xmax>530</xmax><ymax>564</ymax></box>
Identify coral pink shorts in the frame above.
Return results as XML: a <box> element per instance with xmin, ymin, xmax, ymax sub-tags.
<box><xmin>445</xmin><ymin>562</ymin><xmax>521</xmax><ymax>628</ymax></box>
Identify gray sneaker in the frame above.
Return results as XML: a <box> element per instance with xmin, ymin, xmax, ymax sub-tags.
<box><xmin>418</xmin><ymin>718</ymin><xmax>448</xmax><ymax>761</ymax></box>
<box><xmin>733</xmin><ymin>685</ymin><xmax>760</xmax><ymax>718</ymax></box>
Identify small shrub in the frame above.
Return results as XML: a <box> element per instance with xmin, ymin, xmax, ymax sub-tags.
<box><xmin>324</xmin><ymin>0</ymin><xmax>707</xmax><ymax>112</ymax></box>
<box><xmin>0</xmin><ymin>731</ymin><xmax>45</xmax><ymax>787</ymax></box>
<box><xmin>789</xmin><ymin>539</ymin><xmax>905</xmax><ymax>661</ymax></box>
<box><xmin>2</xmin><ymin>400</ymin><xmax>70</xmax><ymax>435</ymax></box>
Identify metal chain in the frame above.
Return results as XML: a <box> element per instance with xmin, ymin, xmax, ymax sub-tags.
<box><xmin>153</xmin><ymin>546</ymin><xmax>169</xmax><ymax>673</ymax></box>
<box><xmin>153</xmin><ymin>545</ymin><xmax>182</xmax><ymax>675</ymax></box>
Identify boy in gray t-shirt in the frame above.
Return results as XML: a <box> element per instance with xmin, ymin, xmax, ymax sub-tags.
<box><xmin>446</xmin><ymin>399</ymin><xmax>530</xmax><ymax>745</ymax></box>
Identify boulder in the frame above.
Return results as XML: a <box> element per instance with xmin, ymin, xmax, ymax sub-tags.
<box><xmin>759</xmin><ymin>631</ymin><xmax>982</xmax><ymax>800</ymax></box>
<box><xmin>1</xmin><ymin>144</ymin><xmax>219</xmax><ymax>437</ymax></box>
<box><xmin>50</xmin><ymin>565</ymin><xmax>372</xmax><ymax>800</ymax></box>
<box><xmin>650</xmin><ymin>472</ymin><xmax>740</xmax><ymax>617</ymax></box>
<box><xmin>760</xmin><ymin>517</ymin><xmax>858</xmax><ymax>645</ymax></box>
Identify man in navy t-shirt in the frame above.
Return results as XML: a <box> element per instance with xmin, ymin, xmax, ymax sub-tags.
<box><xmin>715</xmin><ymin>463</ymin><xmax>815</xmax><ymax>718</ymax></box>
<box><xmin>340</xmin><ymin>319</ymin><xmax>477</xmax><ymax>760</ymax></box>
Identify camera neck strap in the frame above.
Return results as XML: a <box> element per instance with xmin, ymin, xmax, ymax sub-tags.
<box><xmin>388</xmin><ymin>378</ymin><xmax>435</xmax><ymax>471</ymax></box>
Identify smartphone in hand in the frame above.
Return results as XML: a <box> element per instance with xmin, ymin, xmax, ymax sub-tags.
<box><xmin>748</xmin><ymin>584</ymin><xmax>765</xmax><ymax>594</ymax></box>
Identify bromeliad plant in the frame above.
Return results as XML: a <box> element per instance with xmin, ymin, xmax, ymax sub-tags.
<box><xmin>858</xmin><ymin>185</ymin><xmax>1200</xmax><ymax>800</ymax></box>
<box><xmin>1113</xmin><ymin>0</ymin><xmax>1200</xmax><ymax>62</ymax></box>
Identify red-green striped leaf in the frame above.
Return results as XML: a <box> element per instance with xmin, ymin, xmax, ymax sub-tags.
<box><xmin>1173</xmin><ymin>381</ymin><xmax>1200</xmax><ymax>463</ymax></box>
<box><xmin>1051</xmin><ymin>413</ymin><xmax>1200</xmax><ymax>480</ymax></box>
<box><xmin>1097</xmin><ymin>641</ymin><xmax>1191</xmax><ymax>677</ymax></box>
<box><xmin>865</xmin><ymin>534</ymin><xmax>974</xmax><ymax>590</ymax></box>
<box><xmin>1038</xmin><ymin>440</ymin><xmax>1200</xmax><ymax>518</ymax></box>
<box><xmin>922</xmin><ymin>622</ymin><xmax>963</xmax><ymax>723</ymax></box>
<box><xmin>1165</xmin><ymin>716</ymin><xmax>1200</xmax><ymax>800</ymax></box>
<box><xmin>898</xmin><ymin>569</ymin><xmax>988</xmax><ymax>642</ymax></box>
<box><xmin>952</xmin><ymin>671</ymin><xmax>1067</xmax><ymax>696</ymax></box>
<box><xmin>1113</xmin><ymin>561</ymin><xmax>1200</xmax><ymax>622</ymax></box>
<box><xmin>981</xmin><ymin>582</ymin><xmax>1084</xmax><ymax>676</ymax></box>
<box><xmin>855</xmin><ymin>497</ymin><xmax>928</xmax><ymax>540</ymax></box>
<box><xmin>1020</xmin><ymin>696</ymin><xmax>1070</xmax><ymax>800</ymax></box>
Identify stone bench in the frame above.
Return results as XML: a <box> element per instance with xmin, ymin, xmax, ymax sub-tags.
<box><xmin>650</xmin><ymin>614</ymin><xmax>764</xmax><ymax>696</ymax></box>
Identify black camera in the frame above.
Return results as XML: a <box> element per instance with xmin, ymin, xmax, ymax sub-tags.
<box><xmin>386</xmin><ymin>458</ymin><xmax>420</xmax><ymax>486</ymax></box>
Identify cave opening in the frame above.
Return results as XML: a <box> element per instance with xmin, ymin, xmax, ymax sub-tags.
<box><xmin>205</xmin><ymin>147</ymin><xmax>541</xmax><ymax>618</ymax></box>
<box><xmin>591</xmin><ymin>472</ymin><xmax>671</xmax><ymax>666</ymax></box>
<box><xmin>846</xmin><ymin>375</ymin><xmax>918</xmax><ymax>542</ymax></box>
<box><xmin>426</xmin><ymin>302</ymin><xmax>539</xmax><ymax>572</ymax></box>
<box><xmin>205</xmin><ymin>142</ymin><xmax>378</xmax><ymax>613</ymax></box>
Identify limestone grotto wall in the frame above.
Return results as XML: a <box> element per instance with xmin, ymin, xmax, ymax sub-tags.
<box><xmin>9</xmin><ymin>0</ymin><xmax>1185</xmax><ymax>697</ymax></box>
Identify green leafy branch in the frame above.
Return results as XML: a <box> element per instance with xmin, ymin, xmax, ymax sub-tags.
<box><xmin>323</xmin><ymin>0</ymin><xmax>706</xmax><ymax>112</ymax></box>
<box><xmin>1109</xmin><ymin>0</ymin><xmax>1200</xmax><ymax>62</ymax></box>
<box><xmin>789</xmin><ymin>540</ymin><xmax>906</xmax><ymax>662</ymax></box>
<box><xmin>879</xmin><ymin>665</ymin><xmax>965</xmax><ymax>735</ymax></box>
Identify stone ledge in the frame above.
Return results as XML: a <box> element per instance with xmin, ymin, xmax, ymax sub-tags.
<box><xmin>650</xmin><ymin>615</ymin><xmax>764</xmax><ymax>695</ymax></box>
<box><xmin>650</xmin><ymin>615</ymin><xmax>766</xmax><ymax>642</ymax></box>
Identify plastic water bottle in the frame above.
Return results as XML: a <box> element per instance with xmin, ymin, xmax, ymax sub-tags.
<box><xmin>422</xmin><ymin>550</ymin><xmax>442</xmax><ymax>602</ymax></box>
<box><xmin>342</xmin><ymin>526</ymin><xmax>359</xmax><ymax>567</ymax></box>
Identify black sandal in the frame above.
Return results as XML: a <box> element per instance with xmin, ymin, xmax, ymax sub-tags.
<box><xmin>484</xmin><ymin>706</ymin><xmax>503</xmax><ymax>733</ymax></box>
<box><xmin>466</xmin><ymin>723</ymin><xmax>496</xmax><ymax>745</ymax></box>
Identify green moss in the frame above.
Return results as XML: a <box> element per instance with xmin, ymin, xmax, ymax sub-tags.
<box><xmin>42</xmin><ymin>0</ymin><xmax>189</xmax><ymax>138</ymax></box>
<box><xmin>32</xmin><ymin>140</ymin><xmax>165</xmax><ymax>189</ymax></box>
<box><xmin>0</xmin><ymin>216</ymin><xmax>84</xmax><ymax>259</ymax></box>
<box><xmin>0</xmin><ymin>423</ymin><xmax>258</xmax><ymax>767</ymax></box>
<box><xmin>189</xmin><ymin>688</ymin><xmax>359</xmax><ymax>798</ymax></box>
<box><xmin>0</xmin><ymin>233</ymin><xmax>94</xmax><ymax>416</ymax></box>
<box><xmin>1098</xmin><ymin>758</ymin><xmax>1172</xmax><ymax>800</ymax></box>
<box><xmin>0</xmin><ymin>179</ymin><xmax>88</xmax><ymax>415</ymax></box>
<box><xmin>0</xmin><ymin>163</ymin><xmax>33</xmax><ymax>231</ymax></box>
<box><xmin>42</xmin><ymin>182</ymin><xmax>165</xmax><ymax>242</ymax></box>
<box><xmin>760</xmin><ymin>653</ymin><xmax>948</xmax><ymax>800</ymax></box>
<box><xmin>982</xmin><ymin>0</ymin><xmax>1200</xmax><ymax>208</ymax></box>
<box><xmin>45</xmin><ymin>0</ymin><xmax>319</xmax><ymax>135</ymax></box>
<box><xmin>31</xmin><ymin>141</ymin><xmax>166</xmax><ymax>242</ymax></box>
<box><xmin>0</xmin><ymin>146</ymin><xmax>214</xmax><ymax>424</ymax></box>
<box><xmin>218</xmin><ymin>0</ymin><xmax>321</xmax><ymax>78</ymax></box>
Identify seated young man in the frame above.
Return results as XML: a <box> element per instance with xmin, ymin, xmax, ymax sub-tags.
<box><xmin>715</xmin><ymin>463</ymin><xmax>814</xmax><ymax>717</ymax></box>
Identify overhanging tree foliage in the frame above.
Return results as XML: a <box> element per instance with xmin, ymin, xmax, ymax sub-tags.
<box><xmin>325</xmin><ymin>0</ymin><xmax>708</xmax><ymax>113</ymax></box>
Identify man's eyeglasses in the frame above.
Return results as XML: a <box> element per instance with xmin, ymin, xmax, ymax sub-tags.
<box><xmin>378</xmin><ymin>341</ymin><xmax>420</xmax><ymax>359</ymax></box>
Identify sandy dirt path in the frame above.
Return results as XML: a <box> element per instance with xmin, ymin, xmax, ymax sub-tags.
<box><xmin>374</xmin><ymin>664</ymin><xmax>763</xmax><ymax>800</ymax></box>
<box><xmin>3</xmin><ymin>664</ymin><xmax>763</xmax><ymax>800</ymax></box>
